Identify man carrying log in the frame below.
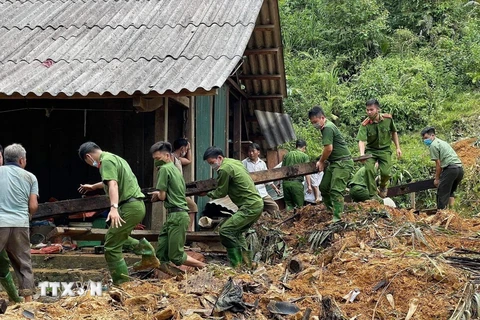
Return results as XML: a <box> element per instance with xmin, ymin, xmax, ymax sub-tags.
<box><xmin>357</xmin><ymin>99</ymin><xmax>402</xmax><ymax>198</ymax></box>
<box><xmin>421</xmin><ymin>126</ymin><xmax>464</xmax><ymax>209</ymax></box>
<box><xmin>78</xmin><ymin>142</ymin><xmax>159</xmax><ymax>285</ymax></box>
<box><xmin>309</xmin><ymin>106</ymin><xmax>354</xmax><ymax>222</ymax></box>
<box><xmin>149</xmin><ymin>141</ymin><xmax>206</xmax><ymax>272</ymax></box>
<box><xmin>202</xmin><ymin>147</ymin><xmax>263</xmax><ymax>268</ymax></box>
<box><xmin>282</xmin><ymin>139</ymin><xmax>312</xmax><ymax>211</ymax></box>
<box><xmin>0</xmin><ymin>144</ymin><xmax>38</xmax><ymax>303</ymax></box>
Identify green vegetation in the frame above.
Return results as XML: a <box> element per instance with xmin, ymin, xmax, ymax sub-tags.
<box><xmin>280</xmin><ymin>0</ymin><xmax>480</xmax><ymax>211</ymax></box>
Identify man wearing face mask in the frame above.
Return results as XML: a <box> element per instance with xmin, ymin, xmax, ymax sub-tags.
<box><xmin>149</xmin><ymin>141</ymin><xmax>206</xmax><ymax>272</ymax></box>
<box><xmin>309</xmin><ymin>106</ymin><xmax>354</xmax><ymax>222</ymax></box>
<box><xmin>77</xmin><ymin>142</ymin><xmax>160</xmax><ymax>285</ymax></box>
<box><xmin>203</xmin><ymin>147</ymin><xmax>263</xmax><ymax>268</ymax></box>
<box><xmin>421</xmin><ymin>127</ymin><xmax>463</xmax><ymax>209</ymax></box>
<box><xmin>357</xmin><ymin>99</ymin><xmax>401</xmax><ymax>199</ymax></box>
<box><xmin>172</xmin><ymin>138</ymin><xmax>198</xmax><ymax>231</ymax></box>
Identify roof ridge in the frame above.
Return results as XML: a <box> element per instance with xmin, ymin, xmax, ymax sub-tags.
<box><xmin>0</xmin><ymin>21</ymin><xmax>255</xmax><ymax>31</ymax></box>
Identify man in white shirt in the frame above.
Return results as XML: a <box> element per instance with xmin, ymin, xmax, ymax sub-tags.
<box><xmin>0</xmin><ymin>144</ymin><xmax>39</xmax><ymax>303</ymax></box>
<box><xmin>242</xmin><ymin>143</ymin><xmax>281</xmax><ymax>216</ymax></box>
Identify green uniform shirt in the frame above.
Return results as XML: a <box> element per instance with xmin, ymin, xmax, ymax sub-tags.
<box><xmin>321</xmin><ymin>120</ymin><xmax>351</xmax><ymax>161</ymax></box>
<box><xmin>207</xmin><ymin>158</ymin><xmax>263</xmax><ymax>208</ymax></box>
<box><xmin>99</xmin><ymin>152</ymin><xmax>144</xmax><ymax>203</ymax></box>
<box><xmin>428</xmin><ymin>138</ymin><xmax>462</xmax><ymax>169</ymax></box>
<box><xmin>349</xmin><ymin>167</ymin><xmax>367</xmax><ymax>187</ymax></box>
<box><xmin>356</xmin><ymin>115</ymin><xmax>397</xmax><ymax>151</ymax></box>
<box><xmin>156</xmin><ymin>162</ymin><xmax>189</xmax><ymax>210</ymax></box>
<box><xmin>282</xmin><ymin>149</ymin><xmax>310</xmax><ymax>167</ymax></box>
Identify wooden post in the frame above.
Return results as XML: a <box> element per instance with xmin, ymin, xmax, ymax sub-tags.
<box><xmin>184</xmin><ymin>96</ymin><xmax>195</xmax><ymax>183</ymax></box>
<box><xmin>410</xmin><ymin>192</ymin><xmax>416</xmax><ymax>209</ymax></box>
<box><xmin>232</xmin><ymin>100</ymin><xmax>242</xmax><ymax>160</ymax></box>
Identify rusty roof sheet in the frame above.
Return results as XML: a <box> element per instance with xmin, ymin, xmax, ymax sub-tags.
<box><xmin>0</xmin><ymin>0</ymin><xmax>263</xmax><ymax>97</ymax></box>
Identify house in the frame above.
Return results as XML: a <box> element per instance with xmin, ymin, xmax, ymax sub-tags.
<box><xmin>0</xmin><ymin>0</ymin><xmax>291</xmax><ymax>228</ymax></box>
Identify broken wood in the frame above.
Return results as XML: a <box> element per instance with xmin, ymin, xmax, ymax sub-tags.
<box><xmin>320</xmin><ymin>296</ymin><xmax>345</xmax><ymax>320</ymax></box>
<box><xmin>46</xmin><ymin>227</ymin><xmax>220</xmax><ymax>243</ymax></box>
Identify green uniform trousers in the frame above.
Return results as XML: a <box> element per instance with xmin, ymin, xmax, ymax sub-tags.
<box><xmin>156</xmin><ymin>210</ymin><xmax>189</xmax><ymax>266</ymax></box>
<box><xmin>219</xmin><ymin>204</ymin><xmax>263</xmax><ymax>250</ymax></box>
<box><xmin>319</xmin><ymin>160</ymin><xmax>354</xmax><ymax>217</ymax></box>
<box><xmin>104</xmin><ymin>200</ymin><xmax>145</xmax><ymax>264</ymax></box>
<box><xmin>0</xmin><ymin>250</ymin><xmax>10</xmax><ymax>276</ymax></box>
<box><xmin>349</xmin><ymin>185</ymin><xmax>370</xmax><ymax>203</ymax></box>
<box><xmin>365</xmin><ymin>149</ymin><xmax>392</xmax><ymax>197</ymax></box>
<box><xmin>283</xmin><ymin>180</ymin><xmax>305</xmax><ymax>210</ymax></box>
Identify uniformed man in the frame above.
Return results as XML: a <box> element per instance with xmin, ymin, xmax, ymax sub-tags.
<box><xmin>149</xmin><ymin>141</ymin><xmax>205</xmax><ymax>272</ymax></box>
<box><xmin>357</xmin><ymin>99</ymin><xmax>402</xmax><ymax>198</ymax></box>
<box><xmin>309</xmin><ymin>106</ymin><xmax>354</xmax><ymax>222</ymax></box>
<box><xmin>421</xmin><ymin>127</ymin><xmax>464</xmax><ymax>209</ymax></box>
<box><xmin>349</xmin><ymin>165</ymin><xmax>376</xmax><ymax>202</ymax></box>
<box><xmin>242</xmin><ymin>143</ymin><xmax>281</xmax><ymax>216</ymax></box>
<box><xmin>202</xmin><ymin>147</ymin><xmax>263</xmax><ymax>268</ymax></box>
<box><xmin>282</xmin><ymin>140</ymin><xmax>312</xmax><ymax>210</ymax></box>
<box><xmin>0</xmin><ymin>144</ymin><xmax>38</xmax><ymax>303</ymax></box>
<box><xmin>172</xmin><ymin>138</ymin><xmax>198</xmax><ymax>231</ymax></box>
<box><xmin>78</xmin><ymin>142</ymin><xmax>159</xmax><ymax>285</ymax></box>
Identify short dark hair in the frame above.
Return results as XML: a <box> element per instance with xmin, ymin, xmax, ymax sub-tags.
<box><xmin>421</xmin><ymin>126</ymin><xmax>435</xmax><ymax>136</ymax></box>
<box><xmin>308</xmin><ymin>106</ymin><xmax>325</xmax><ymax>119</ymax></box>
<box><xmin>150</xmin><ymin>141</ymin><xmax>172</xmax><ymax>154</ymax></box>
<box><xmin>203</xmin><ymin>146</ymin><xmax>224</xmax><ymax>160</ymax></box>
<box><xmin>296</xmin><ymin>139</ymin><xmax>307</xmax><ymax>148</ymax></box>
<box><xmin>366</xmin><ymin>99</ymin><xmax>380</xmax><ymax>108</ymax></box>
<box><xmin>78</xmin><ymin>142</ymin><xmax>101</xmax><ymax>160</ymax></box>
<box><xmin>0</xmin><ymin>144</ymin><xmax>3</xmax><ymax>154</ymax></box>
<box><xmin>173</xmin><ymin>138</ymin><xmax>188</xmax><ymax>151</ymax></box>
<box><xmin>248</xmin><ymin>143</ymin><xmax>261</xmax><ymax>151</ymax></box>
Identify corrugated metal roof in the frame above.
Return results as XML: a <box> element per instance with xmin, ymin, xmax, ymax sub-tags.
<box><xmin>254</xmin><ymin>110</ymin><xmax>295</xmax><ymax>148</ymax></box>
<box><xmin>0</xmin><ymin>0</ymin><xmax>263</xmax><ymax>97</ymax></box>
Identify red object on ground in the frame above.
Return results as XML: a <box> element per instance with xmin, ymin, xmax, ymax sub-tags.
<box><xmin>31</xmin><ymin>244</ymin><xmax>63</xmax><ymax>254</ymax></box>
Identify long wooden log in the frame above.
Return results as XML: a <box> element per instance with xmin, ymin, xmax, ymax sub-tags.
<box><xmin>32</xmin><ymin>155</ymin><xmax>372</xmax><ymax>220</ymax></box>
<box><xmin>46</xmin><ymin>227</ymin><xmax>220</xmax><ymax>242</ymax></box>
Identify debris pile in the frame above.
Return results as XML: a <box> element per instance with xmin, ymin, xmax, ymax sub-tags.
<box><xmin>3</xmin><ymin>201</ymin><xmax>480</xmax><ymax>319</ymax></box>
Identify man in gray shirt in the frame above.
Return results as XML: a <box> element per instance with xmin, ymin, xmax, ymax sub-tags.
<box><xmin>0</xmin><ymin>144</ymin><xmax>39</xmax><ymax>303</ymax></box>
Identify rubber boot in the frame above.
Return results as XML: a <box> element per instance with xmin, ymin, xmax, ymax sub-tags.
<box><xmin>0</xmin><ymin>272</ymin><xmax>21</xmax><ymax>303</ymax></box>
<box><xmin>108</xmin><ymin>259</ymin><xmax>130</xmax><ymax>285</ymax></box>
<box><xmin>132</xmin><ymin>238</ymin><xmax>160</xmax><ymax>271</ymax></box>
<box><xmin>241</xmin><ymin>250</ymin><xmax>253</xmax><ymax>269</ymax></box>
<box><xmin>332</xmin><ymin>202</ymin><xmax>343</xmax><ymax>223</ymax></box>
<box><xmin>226</xmin><ymin>248</ymin><xmax>243</xmax><ymax>268</ymax></box>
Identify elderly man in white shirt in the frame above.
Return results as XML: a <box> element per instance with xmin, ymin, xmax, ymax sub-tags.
<box><xmin>242</xmin><ymin>143</ymin><xmax>281</xmax><ymax>216</ymax></box>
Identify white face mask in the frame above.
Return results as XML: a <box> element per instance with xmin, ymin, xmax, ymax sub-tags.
<box><xmin>313</xmin><ymin>122</ymin><xmax>322</xmax><ymax>129</ymax></box>
<box><xmin>210</xmin><ymin>161</ymin><xmax>220</xmax><ymax>171</ymax></box>
<box><xmin>92</xmin><ymin>160</ymin><xmax>99</xmax><ymax>168</ymax></box>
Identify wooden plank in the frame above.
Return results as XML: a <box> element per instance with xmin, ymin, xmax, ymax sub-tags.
<box><xmin>47</xmin><ymin>227</ymin><xmax>220</xmax><ymax>242</ymax></box>
<box><xmin>32</xmin><ymin>156</ymin><xmax>373</xmax><ymax>220</ymax></box>
<box><xmin>244</xmin><ymin>48</ymin><xmax>279</xmax><ymax>55</ymax></box>
<box><xmin>238</xmin><ymin>74</ymin><xmax>281</xmax><ymax>80</ymax></box>
<box><xmin>248</xmin><ymin>94</ymin><xmax>284</xmax><ymax>100</ymax></box>
<box><xmin>386</xmin><ymin>179</ymin><xmax>435</xmax><ymax>197</ymax></box>
<box><xmin>232</xmin><ymin>101</ymin><xmax>242</xmax><ymax>159</ymax></box>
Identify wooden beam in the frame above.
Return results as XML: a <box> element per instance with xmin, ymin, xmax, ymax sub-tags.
<box><xmin>232</xmin><ymin>100</ymin><xmax>242</xmax><ymax>159</ymax></box>
<box><xmin>386</xmin><ymin>179</ymin><xmax>435</xmax><ymax>197</ymax></box>
<box><xmin>248</xmin><ymin>94</ymin><xmax>284</xmax><ymax>100</ymax></box>
<box><xmin>46</xmin><ymin>227</ymin><xmax>220</xmax><ymax>242</ymax></box>
<box><xmin>226</xmin><ymin>78</ymin><xmax>248</xmax><ymax>99</ymax></box>
<box><xmin>33</xmin><ymin>156</ymin><xmax>372</xmax><ymax>220</ymax></box>
<box><xmin>238</xmin><ymin>74</ymin><xmax>282</xmax><ymax>80</ymax></box>
<box><xmin>170</xmin><ymin>96</ymin><xmax>190</xmax><ymax>109</ymax></box>
<box><xmin>244</xmin><ymin>48</ymin><xmax>279</xmax><ymax>55</ymax></box>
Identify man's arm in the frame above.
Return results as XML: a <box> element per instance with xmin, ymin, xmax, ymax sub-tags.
<box><xmin>106</xmin><ymin>180</ymin><xmax>125</xmax><ymax>228</ymax></box>
<box><xmin>180</xmin><ymin>142</ymin><xmax>192</xmax><ymax>166</ymax></box>
<box><xmin>78</xmin><ymin>181</ymin><xmax>103</xmax><ymax>194</ymax></box>
<box><xmin>206</xmin><ymin>170</ymin><xmax>230</xmax><ymax>199</ymax></box>
<box><xmin>28</xmin><ymin>194</ymin><xmax>38</xmax><ymax>219</ymax></box>
<box><xmin>434</xmin><ymin>159</ymin><xmax>442</xmax><ymax>187</ymax></box>
<box><xmin>316</xmin><ymin>145</ymin><xmax>333</xmax><ymax>172</ymax></box>
<box><xmin>392</xmin><ymin>132</ymin><xmax>402</xmax><ymax>158</ymax></box>
<box><xmin>358</xmin><ymin>141</ymin><xmax>366</xmax><ymax>156</ymax></box>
